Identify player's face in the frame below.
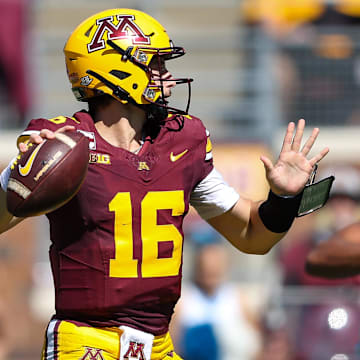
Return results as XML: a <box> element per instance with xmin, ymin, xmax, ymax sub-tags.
<box><xmin>149</xmin><ymin>56</ymin><xmax>176</xmax><ymax>98</ymax></box>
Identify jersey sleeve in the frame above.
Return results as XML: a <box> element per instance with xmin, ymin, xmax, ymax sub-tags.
<box><xmin>17</xmin><ymin>115</ymin><xmax>81</xmax><ymax>146</ymax></box>
<box><xmin>190</xmin><ymin>167</ymin><xmax>239</xmax><ymax>220</ymax></box>
<box><xmin>188</xmin><ymin>124</ymin><xmax>239</xmax><ymax>220</ymax></box>
<box><xmin>201</xmin><ymin>128</ymin><xmax>214</xmax><ymax>179</ymax></box>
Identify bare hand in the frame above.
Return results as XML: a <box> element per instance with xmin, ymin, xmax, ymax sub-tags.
<box><xmin>18</xmin><ymin>125</ymin><xmax>75</xmax><ymax>153</ymax></box>
<box><xmin>260</xmin><ymin>119</ymin><xmax>329</xmax><ymax>196</ymax></box>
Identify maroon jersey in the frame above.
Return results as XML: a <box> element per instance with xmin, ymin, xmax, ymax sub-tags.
<box><xmin>21</xmin><ymin>111</ymin><xmax>213</xmax><ymax>335</ymax></box>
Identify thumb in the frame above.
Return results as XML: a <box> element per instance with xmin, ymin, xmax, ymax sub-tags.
<box><xmin>260</xmin><ymin>155</ymin><xmax>274</xmax><ymax>173</ymax></box>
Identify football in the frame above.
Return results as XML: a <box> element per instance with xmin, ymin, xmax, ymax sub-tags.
<box><xmin>6</xmin><ymin>131</ymin><xmax>89</xmax><ymax>217</ymax></box>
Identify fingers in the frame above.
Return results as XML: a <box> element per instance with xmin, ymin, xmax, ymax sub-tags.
<box><xmin>18</xmin><ymin>126</ymin><xmax>75</xmax><ymax>154</ymax></box>
<box><xmin>260</xmin><ymin>155</ymin><xmax>274</xmax><ymax>173</ymax></box>
<box><xmin>18</xmin><ymin>142</ymin><xmax>29</xmax><ymax>153</ymax></box>
<box><xmin>283</xmin><ymin>119</ymin><xmax>326</xmax><ymax>160</ymax></box>
<box><xmin>55</xmin><ymin>125</ymin><xmax>75</xmax><ymax>134</ymax></box>
<box><xmin>309</xmin><ymin>147</ymin><xmax>330</xmax><ymax>167</ymax></box>
<box><xmin>281</xmin><ymin>119</ymin><xmax>306</xmax><ymax>153</ymax></box>
<box><xmin>292</xmin><ymin>118</ymin><xmax>305</xmax><ymax>152</ymax></box>
<box><xmin>301</xmin><ymin>127</ymin><xmax>319</xmax><ymax>156</ymax></box>
<box><xmin>280</xmin><ymin>122</ymin><xmax>295</xmax><ymax>153</ymax></box>
<box><xmin>35</xmin><ymin>126</ymin><xmax>75</xmax><ymax>142</ymax></box>
<box><xmin>18</xmin><ymin>133</ymin><xmax>48</xmax><ymax>153</ymax></box>
<box><xmin>297</xmin><ymin>122</ymin><xmax>329</xmax><ymax>165</ymax></box>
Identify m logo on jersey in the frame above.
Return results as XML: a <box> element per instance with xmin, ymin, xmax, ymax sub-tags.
<box><xmin>88</xmin><ymin>15</ymin><xmax>151</xmax><ymax>53</ymax></box>
<box><xmin>80</xmin><ymin>347</ymin><xmax>104</xmax><ymax>360</ymax></box>
<box><xmin>138</xmin><ymin>161</ymin><xmax>150</xmax><ymax>171</ymax></box>
<box><xmin>123</xmin><ymin>341</ymin><xmax>146</xmax><ymax>360</ymax></box>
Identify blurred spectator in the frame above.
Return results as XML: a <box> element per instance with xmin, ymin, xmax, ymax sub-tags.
<box><xmin>305</xmin><ymin>165</ymin><xmax>360</xmax><ymax>279</ymax></box>
<box><xmin>241</xmin><ymin>0</ymin><xmax>360</xmax><ymax>37</ymax></box>
<box><xmin>285</xmin><ymin>3</ymin><xmax>360</xmax><ymax>128</ymax></box>
<box><xmin>276</xmin><ymin>164</ymin><xmax>360</xmax><ymax>359</ymax></box>
<box><xmin>305</xmin><ymin>166</ymin><xmax>360</xmax><ymax>279</ymax></box>
<box><xmin>241</xmin><ymin>0</ymin><xmax>360</xmax><ymax>127</ymax></box>
<box><xmin>258</xmin><ymin>327</ymin><xmax>297</xmax><ymax>360</ymax></box>
<box><xmin>280</xmin><ymin>164</ymin><xmax>360</xmax><ymax>286</ymax></box>
<box><xmin>306</xmin><ymin>220</ymin><xmax>360</xmax><ymax>278</ymax></box>
<box><xmin>171</xmin><ymin>242</ymin><xmax>263</xmax><ymax>360</ymax></box>
<box><xmin>296</xmin><ymin>302</ymin><xmax>360</xmax><ymax>359</ymax></box>
<box><xmin>237</xmin><ymin>2</ymin><xmax>360</xmax><ymax>358</ymax></box>
<box><xmin>0</xmin><ymin>0</ymin><xmax>31</xmax><ymax>128</ymax></box>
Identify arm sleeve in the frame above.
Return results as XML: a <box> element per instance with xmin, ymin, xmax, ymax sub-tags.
<box><xmin>190</xmin><ymin>167</ymin><xmax>240</xmax><ymax>220</ymax></box>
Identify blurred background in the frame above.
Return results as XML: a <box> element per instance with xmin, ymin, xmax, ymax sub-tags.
<box><xmin>1</xmin><ymin>0</ymin><xmax>360</xmax><ymax>359</ymax></box>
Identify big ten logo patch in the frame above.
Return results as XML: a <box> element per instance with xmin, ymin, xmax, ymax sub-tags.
<box><xmin>80</xmin><ymin>347</ymin><xmax>104</xmax><ymax>360</ymax></box>
<box><xmin>89</xmin><ymin>153</ymin><xmax>111</xmax><ymax>165</ymax></box>
<box><xmin>123</xmin><ymin>341</ymin><xmax>146</xmax><ymax>360</ymax></box>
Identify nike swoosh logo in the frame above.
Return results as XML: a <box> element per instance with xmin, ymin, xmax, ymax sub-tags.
<box><xmin>170</xmin><ymin>149</ymin><xmax>188</xmax><ymax>162</ymax></box>
<box><xmin>18</xmin><ymin>141</ymin><xmax>46</xmax><ymax>176</ymax></box>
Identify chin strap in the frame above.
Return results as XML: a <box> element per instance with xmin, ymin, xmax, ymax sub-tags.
<box><xmin>141</xmin><ymin>101</ymin><xmax>168</xmax><ymax>122</ymax></box>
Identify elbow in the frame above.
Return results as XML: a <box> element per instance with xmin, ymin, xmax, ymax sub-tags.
<box><xmin>238</xmin><ymin>233</ymin><xmax>279</xmax><ymax>255</ymax></box>
<box><xmin>259</xmin><ymin>247</ymin><xmax>272</xmax><ymax>255</ymax></box>
<box><xmin>253</xmin><ymin>246</ymin><xmax>273</xmax><ymax>255</ymax></box>
<box><xmin>0</xmin><ymin>215</ymin><xmax>22</xmax><ymax>234</ymax></box>
<box><xmin>242</xmin><ymin>245</ymin><xmax>273</xmax><ymax>255</ymax></box>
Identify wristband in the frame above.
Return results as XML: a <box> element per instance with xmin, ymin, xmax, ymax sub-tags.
<box><xmin>258</xmin><ymin>190</ymin><xmax>303</xmax><ymax>233</ymax></box>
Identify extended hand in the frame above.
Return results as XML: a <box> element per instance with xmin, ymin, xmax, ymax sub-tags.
<box><xmin>260</xmin><ymin>119</ymin><xmax>329</xmax><ymax>196</ymax></box>
<box><xmin>18</xmin><ymin>125</ymin><xmax>75</xmax><ymax>153</ymax></box>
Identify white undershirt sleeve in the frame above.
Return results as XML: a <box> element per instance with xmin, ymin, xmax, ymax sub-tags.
<box><xmin>190</xmin><ymin>167</ymin><xmax>240</xmax><ymax>220</ymax></box>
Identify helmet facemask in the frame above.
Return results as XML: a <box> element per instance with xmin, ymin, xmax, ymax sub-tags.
<box><xmin>89</xmin><ymin>40</ymin><xmax>193</xmax><ymax>120</ymax></box>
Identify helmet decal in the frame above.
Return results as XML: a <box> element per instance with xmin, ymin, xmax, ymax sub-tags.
<box><xmin>80</xmin><ymin>75</ymin><xmax>93</xmax><ymax>86</ymax></box>
<box><xmin>88</xmin><ymin>15</ymin><xmax>151</xmax><ymax>53</ymax></box>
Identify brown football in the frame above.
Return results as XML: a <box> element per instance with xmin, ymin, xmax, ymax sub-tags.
<box><xmin>6</xmin><ymin>131</ymin><xmax>89</xmax><ymax>217</ymax></box>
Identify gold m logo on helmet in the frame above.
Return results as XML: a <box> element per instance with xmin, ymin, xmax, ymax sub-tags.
<box><xmin>123</xmin><ymin>341</ymin><xmax>146</xmax><ymax>360</ymax></box>
<box><xmin>88</xmin><ymin>15</ymin><xmax>151</xmax><ymax>53</ymax></box>
<box><xmin>80</xmin><ymin>347</ymin><xmax>104</xmax><ymax>360</ymax></box>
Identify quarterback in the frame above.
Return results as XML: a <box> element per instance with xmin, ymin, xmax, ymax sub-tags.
<box><xmin>0</xmin><ymin>8</ymin><xmax>329</xmax><ymax>360</ymax></box>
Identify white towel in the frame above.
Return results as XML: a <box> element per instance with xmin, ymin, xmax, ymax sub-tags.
<box><xmin>119</xmin><ymin>325</ymin><xmax>154</xmax><ymax>360</ymax></box>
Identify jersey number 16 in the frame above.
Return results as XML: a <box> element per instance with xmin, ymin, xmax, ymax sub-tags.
<box><xmin>109</xmin><ymin>191</ymin><xmax>185</xmax><ymax>278</ymax></box>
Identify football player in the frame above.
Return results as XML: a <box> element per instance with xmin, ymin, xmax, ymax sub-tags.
<box><xmin>0</xmin><ymin>8</ymin><xmax>329</xmax><ymax>360</ymax></box>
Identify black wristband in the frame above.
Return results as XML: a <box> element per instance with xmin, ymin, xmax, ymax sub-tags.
<box><xmin>258</xmin><ymin>190</ymin><xmax>303</xmax><ymax>233</ymax></box>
